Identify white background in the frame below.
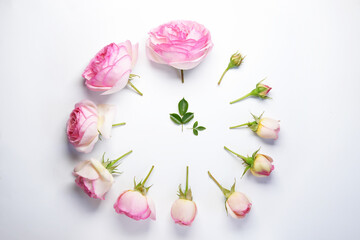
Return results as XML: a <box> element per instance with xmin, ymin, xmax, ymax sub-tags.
<box><xmin>1</xmin><ymin>0</ymin><xmax>360</xmax><ymax>239</ymax></box>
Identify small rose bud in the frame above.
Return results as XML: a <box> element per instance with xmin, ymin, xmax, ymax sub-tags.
<box><xmin>256</xmin><ymin>117</ymin><xmax>280</xmax><ymax>140</ymax></box>
<box><xmin>230</xmin><ymin>79</ymin><xmax>272</xmax><ymax>104</ymax></box>
<box><xmin>230</xmin><ymin>113</ymin><xmax>280</xmax><ymax>140</ymax></box>
<box><xmin>229</xmin><ymin>52</ymin><xmax>245</xmax><ymax>68</ymax></box>
<box><xmin>251</xmin><ymin>154</ymin><xmax>274</xmax><ymax>177</ymax></box>
<box><xmin>218</xmin><ymin>51</ymin><xmax>245</xmax><ymax>85</ymax></box>
<box><xmin>224</xmin><ymin>147</ymin><xmax>274</xmax><ymax>177</ymax></box>
<box><xmin>171</xmin><ymin>199</ymin><xmax>197</xmax><ymax>226</ymax></box>
<box><xmin>171</xmin><ymin>166</ymin><xmax>197</xmax><ymax>226</ymax></box>
<box><xmin>114</xmin><ymin>166</ymin><xmax>156</xmax><ymax>221</ymax></box>
<box><xmin>226</xmin><ymin>192</ymin><xmax>252</xmax><ymax>219</ymax></box>
<box><xmin>114</xmin><ymin>190</ymin><xmax>156</xmax><ymax>221</ymax></box>
<box><xmin>208</xmin><ymin>171</ymin><xmax>252</xmax><ymax>219</ymax></box>
<box><xmin>73</xmin><ymin>150</ymin><xmax>132</xmax><ymax>199</ymax></box>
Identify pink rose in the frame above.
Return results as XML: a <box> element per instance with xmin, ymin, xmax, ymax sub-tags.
<box><xmin>66</xmin><ymin>100</ymin><xmax>117</xmax><ymax>153</ymax></box>
<box><xmin>146</xmin><ymin>20</ymin><xmax>213</xmax><ymax>82</ymax></box>
<box><xmin>230</xmin><ymin>79</ymin><xmax>272</xmax><ymax>104</ymax></box>
<box><xmin>171</xmin><ymin>199</ymin><xmax>197</xmax><ymax>226</ymax></box>
<box><xmin>171</xmin><ymin>166</ymin><xmax>197</xmax><ymax>226</ymax></box>
<box><xmin>208</xmin><ymin>171</ymin><xmax>252</xmax><ymax>219</ymax></box>
<box><xmin>226</xmin><ymin>192</ymin><xmax>252</xmax><ymax>219</ymax></box>
<box><xmin>114</xmin><ymin>166</ymin><xmax>156</xmax><ymax>221</ymax></box>
<box><xmin>114</xmin><ymin>190</ymin><xmax>156</xmax><ymax>221</ymax></box>
<box><xmin>224</xmin><ymin>147</ymin><xmax>274</xmax><ymax>177</ymax></box>
<box><xmin>73</xmin><ymin>150</ymin><xmax>132</xmax><ymax>200</ymax></box>
<box><xmin>256</xmin><ymin>117</ymin><xmax>280</xmax><ymax>140</ymax></box>
<box><xmin>74</xmin><ymin>159</ymin><xmax>114</xmax><ymax>200</ymax></box>
<box><xmin>230</xmin><ymin>113</ymin><xmax>280</xmax><ymax>140</ymax></box>
<box><xmin>83</xmin><ymin>41</ymin><xmax>141</xmax><ymax>95</ymax></box>
<box><xmin>251</xmin><ymin>154</ymin><xmax>274</xmax><ymax>177</ymax></box>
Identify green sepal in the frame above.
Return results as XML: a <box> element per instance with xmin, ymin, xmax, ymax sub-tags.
<box><xmin>242</xmin><ymin>165</ymin><xmax>251</xmax><ymax>177</ymax></box>
<box><xmin>252</xmin><ymin>147</ymin><xmax>261</xmax><ymax>159</ymax></box>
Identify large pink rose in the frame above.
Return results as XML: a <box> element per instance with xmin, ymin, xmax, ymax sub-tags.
<box><xmin>83</xmin><ymin>40</ymin><xmax>138</xmax><ymax>95</ymax></box>
<box><xmin>146</xmin><ymin>20</ymin><xmax>213</xmax><ymax>71</ymax></box>
<box><xmin>66</xmin><ymin>100</ymin><xmax>116</xmax><ymax>153</ymax></box>
<box><xmin>74</xmin><ymin>159</ymin><xmax>114</xmax><ymax>200</ymax></box>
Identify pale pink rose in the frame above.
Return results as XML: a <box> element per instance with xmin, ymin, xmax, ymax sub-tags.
<box><xmin>251</xmin><ymin>154</ymin><xmax>274</xmax><ymax>177</ymax></box>
<box><xmin>256</xmin><ymin>117</ymin><xmax>280</xmax><ymax>139</ymax></box>
<box><xmin>146</xmin><ymin>20</ymin><xmax>213</xmax><ymax>70</ymax></box>
<box><xmin>225</xmin><ymin>192</ymin><xmax>252</xmax><ymax>219</ymax></box>
<box><xmin>83</xmin><ymin>41</ymin><xmax>138</xmax><ymax>95</ymax></box>
<box><xmin>66</xmin><ymin>100</ymin><xmax>116</xmax><ymax>153</ymax></box>
<box><xmin>74</xmin><ymin>159</ymin><xmax>114</xmax><ymax>200</ymax></box>
<box><xmin>171</xmin><ymin>199</ymin><xmax>197</xmax><ymax>226</ymax></box>
<box><xmin>114</xmin><ymin>190</ymin><xmax>156</xmax><ymax>221</ymax></box>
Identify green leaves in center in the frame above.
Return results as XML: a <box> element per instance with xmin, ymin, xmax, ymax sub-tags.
<box><xmin>170</xmin><ymin>98</ymin><xmax>205</xmax><ymax>135</ymax></box>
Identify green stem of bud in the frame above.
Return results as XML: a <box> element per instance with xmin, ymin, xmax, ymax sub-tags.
<box><xmin>181</xmin><ymin>70</ymin><xmax>184</xmax><ymax>84</ymax></box>
<box><xmin>185</xmin><ymin>166</ymin><xmax>189</xmax><ymax>195</ymax></box>
<box><xmin>112</xmin><ymin>122</ymin><xmax>126</xmax><ymax>127</ymax></box>
<box><xmin>208</xmin><ymin>171</ymin><xmax>229</xmax><ymax>197</ymax></box>
<box><xmin>142</xmin><ymin>165</ymin><xmax>154</xmax><ymax>186</ymax></box>
<box><xmin>128</xmin><ymin>81</ymin><xmax>143</xmax><ymax>96</ymax></box>
<box><xmin>224</xmin><ymin>146</ymin><xmax>246</xmax><ymax>160</ymax></box>
<box><xmin>106</xmin><ymin>150</ymin><xmax>133</xmax><ymax>169</ymax></box>
<box><xmin>229</xmin><ymin>122</ymin><xmax>249</xmax><ymax>129</ymax></box>
<box><xmin>230</xmin><ymin>92</ymin><xmax>253</xmax><ymax>104</ymax></box>
<box><xmin>218</xmin><ymin>67</ymin><xmax>229</xmax><ymax>85</ymax></box>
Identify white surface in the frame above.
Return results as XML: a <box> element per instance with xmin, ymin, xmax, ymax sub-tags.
<box><xmin>1</xmin><ymin>0</ymin><xmax>360</xmax><ymax>239</ymax></box>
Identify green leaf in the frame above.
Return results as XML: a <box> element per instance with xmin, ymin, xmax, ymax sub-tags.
<box><xmin>193</xmin><ymin>121</ymin><xmax>198</xmax><ymax>128</ymax></box>
<box><xmin>182</xmin><ymin>112</ymin><xmax>194</xmax><ymax>124</ymax></box>
<box><xmin>170</xmin><ymin>113</ymin><xmax>182</xmax><ymax>125</ymax></box>
<box><xmin>193</xmin><ymin>129</ymin><xmax>198</xmax><ymax>136</ymax></box>
<box><xmin>178</xmin><ymin>98</ymin><xmax>188</xmax><ymax>116</ymax></box>
<box><xmin>197</xmin><ymin>126</ymin><xmax>206</xmax><ymax>131</ymax></box>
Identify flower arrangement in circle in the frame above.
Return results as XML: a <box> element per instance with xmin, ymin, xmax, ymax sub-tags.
<box><xmin>66</xmin><ymin>19</ymin><xmax>281</xmax><ymax>226</ymax></box>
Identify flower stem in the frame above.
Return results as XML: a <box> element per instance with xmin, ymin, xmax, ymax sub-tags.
<box><xmin>218</xmin><ymin>67</ymin><xmax>229</xmax><ymax>85</ymax></box>
<box><xmin>224</xmin><ymin>146</ymin><xmax>246</xmax><ymax>160</ymax></box>
<box><xmin>142</xmin><ymin>165</ymin><xmax>154</xmax><ymax>185</ymax></box>
<box><xmin>185</xmin><ymin>166</ymin><xmax>189</xmax><ymax>194</ymax></box>
<box><xmin>208</xmin><ymin>171</ymin><xmax>226</xmax><ymax>193</ymax></box>
<box><xmin>181</xmin><ymin>70</ymin><xmax>184</xmax><ymax>83</ymax></box>
<box><xmin>230</xmin><ymin>92</ymin><xmax>253</xmax><ymax>104</ymax></box>
<box><xmin>112</xmin><ymin>122</ymin><xmax>126</xmax><ymax>127</ymax></box>
<box><xmin>128</xmin><ymin>82</ymin><xmax>143</xmax><ymax>96</ymax></box>
<box><xmin>229</xmin><ymin>123</ymin><xmax>249</xmax><ymax>129</ymax></box>
<box><xmin>107</xmin><ymin>150</ymin><xmax>133</xmax><ymax>168</ymax></box>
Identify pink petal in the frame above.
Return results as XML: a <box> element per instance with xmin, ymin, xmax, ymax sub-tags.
<box><xmin>171</xmin><ymin>199</ymin><xmax>197</xmax><ymax>225</ymax></box>
<box><xmin>114</xmin><ymin>190</ymin><xmax>150</xmax><ymax>220</ymax></box>
<box><xmin>147</xmin><ymin>196</ymin><xmax>156</xmax><ymax>220</ymax></box>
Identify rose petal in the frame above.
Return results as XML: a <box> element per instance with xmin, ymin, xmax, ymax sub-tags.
<box><xmin>96</xmin><ymin>104</ymin><xmax>116</xmax><ymax>139</ymax></box>
<box><xmin>171</xmin><ymin>199</ymin><xmax>197</xmax><ymax>225</ymax></box>
<box><xmin>74</xmin><ymin>160</ymin><xmax>99</xmax><ymax>180</ymax></box>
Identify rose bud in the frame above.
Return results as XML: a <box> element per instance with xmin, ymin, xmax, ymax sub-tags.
<box><xmin>230</xmin><ymin>79</ymin><xmax>272</xmax><ymax>104</ymax></box>
<box><xmin>114</xmin><ymin>166</ymin><xmax>156</xmax><ymax>221</ymax></box>
<box><xmin>83</xmin><ymin>41</ymin><xmax>143</xmax><ymax>95</ymax></box>
<box><xmin>146</xmin><ymin>20</ymin><xmax>213</xmax><ymax>83</ymax></box>
<box><xmin>218</xmin><ymin>51</ymin><xmax>245</xmax><ymax>85</ymax></box>
<box><xmin>66</xmin><ymin>100</ymin><xmax>125</xmax><ymax>153</ymax></box>
<box><xmin>74</xmin><ymin>150</ymin><xmax>132</xmax><ymax>200</ymax></box>
<box><xmin>171</xmin><ymin>166</ymin><xmax>197</xmax><ymax>226</ymax></box>
<box><xmin>230</xmin><ymin>113</ymin><xmax>280</xmax><ymax>140</ymax></box>
<box><xmin>208</xmin><ymin>171</ymin><xmax>252</xmax><ymax>218</ymax></box>
<box><xmin>224</xmin><ymin>146</ymin><xmax>274</xmax><ymax>177</ymax></box>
